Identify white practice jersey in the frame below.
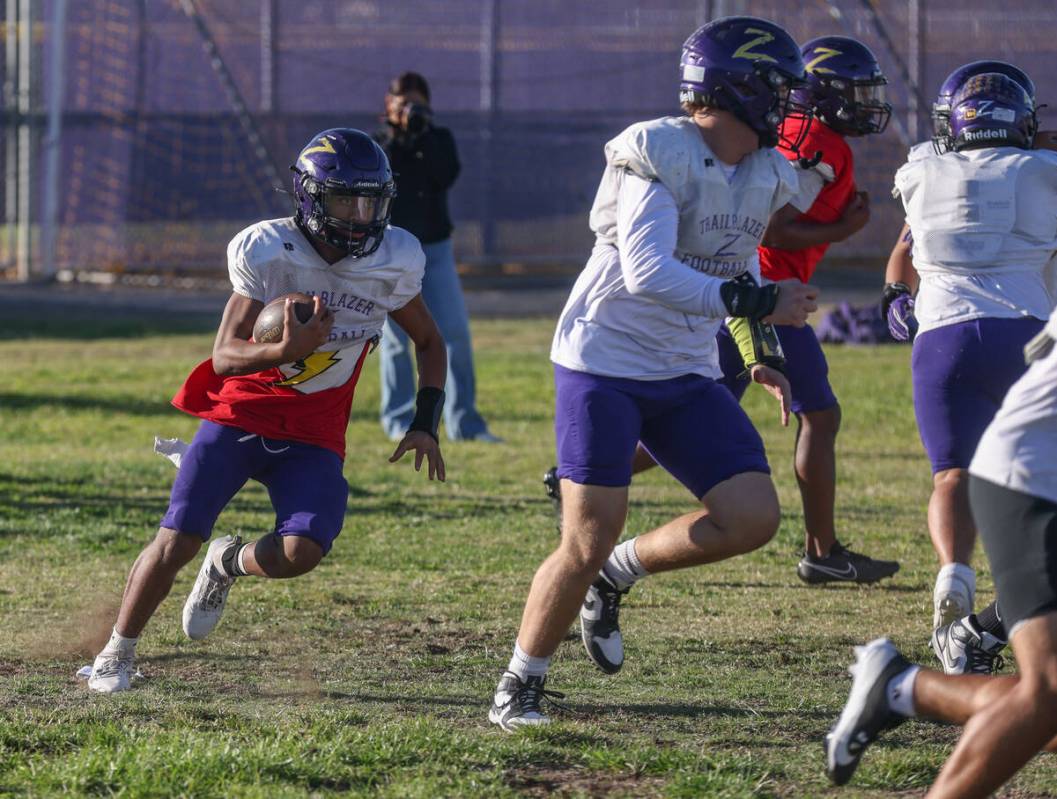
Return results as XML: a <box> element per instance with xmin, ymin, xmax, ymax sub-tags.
<box><xmin>228</xmin><ymin>217</ymin><xmax>425</xmax><ymax>393</ymax></box>
<box><xmin>971</xmin><ymin>312</ymin><xmax>1057</xmax><ymax>504</ymax></box>
<box><xmin>551</xmin><ymin>116</ymin><xmax>801</xmax><ymax>380</ymax></box>
<box><xmin>894</xmin><ymin>147</ymin><xmax>1057</xmax><ymax>335</ymax></box>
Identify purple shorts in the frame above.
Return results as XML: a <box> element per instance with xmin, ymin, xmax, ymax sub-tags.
<box><xmin>717</xmin><ymin>323</ymin><xmax>838</xmax><ymax>415</ymax></box>
<box><xmin>553</xmin><ymin>364</ymin><xmax>770</xmax><ymax>499</ymax></box>
<box><xmin>913</xmin><ymin>317</ymin><xmax>1044</xmax><ymax>473</ymax></box>
<box><xmin>160</xmin><ymin>420</ymin><xmax>348</xmax><ymax>554</ymax></box>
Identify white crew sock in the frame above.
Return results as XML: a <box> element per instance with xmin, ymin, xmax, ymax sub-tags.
<box><xmin>507</xmin><ymin>641</ymin><xmax>550</xmax><ymax>680</ymax></box>
<box><xmin>236</xmin><ymin>543</ymin><xmax>252</xmax><ymax>576</ymax></box>
<box><xmin>103</xmin><ymin>627</ymin><xmax>138</xmax><ymax>656</ymax></box>
<box><xmin>886</xmin><ymin>665</ymin><xmax>920</xmax><ymax>717</ymax></box>
<box><xmin>934</xmin><ymin>563</ymin><xmax>976</xmax><ymax>606</ymax></box>
<box><xmin>602</xmin><ymin>538</ymin><xmax>649</xmax><ymax>591</ymax></box>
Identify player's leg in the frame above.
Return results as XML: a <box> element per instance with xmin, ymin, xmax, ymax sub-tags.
<box><xmin>417</xmin><ymin>237</ymin><xmax>492</xmax><ymax>441</ymax></box>
<box><xmin>915</xmin><ymin>318</ymin><xmax>1046</xmax><ymax>629</ymax></box>
<box><xmin>577</xmin><ymin>379</ymin><xmax>779</xmax><ymax>675</ymax></box>
<box><xmin>782</xmin><ymin>324</ymin><xmax>898</xmax><ymax>584</ymax></box>
<box><xmin>926</xmin><ymin>614</ymin><xmax>1057</xmax><ymax>798</ymax></box>
<box><xmin>913</xmin><ymin>323</ymin><xmax>986</xmax><ymax>627</ymax></box>
<box><xmin>490</xmin><ymin>366</ymin><xmax>639</xmax><ymax>730</ymax></box>
<box><xmin>378</xmin><ymin>317</ymin><xmax>417</xmax><ymax>440</ymax></box>
<box><xmin>88</xmin><ymin>421</ymin><xmax>254</xmax><ymax>693</ymax></box>
<box><xmin>825</xmin><ymin>474</ymin><xmax>1057</xmax><ymax>786</ymax></box>
<box><xmin>181</xmin><ymin>435</ymin><xmax>346</xmax><ymax>641</ymax></box>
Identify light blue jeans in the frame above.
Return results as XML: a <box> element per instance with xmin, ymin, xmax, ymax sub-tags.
<box><xmin>379</xmin><ymin>237</ymin><xmax>490</xmax><ymax>440</ymax></box>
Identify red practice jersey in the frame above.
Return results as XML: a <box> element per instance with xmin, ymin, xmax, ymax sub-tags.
<box><xmin>173</xmin><ymin>218</ymin><xmax>425</xmax><ymax>459</ymax></box>
<box><xmin>759</xmin><ymin>117</ymin><xmax>856</xmax><ymax>284</ymax></box>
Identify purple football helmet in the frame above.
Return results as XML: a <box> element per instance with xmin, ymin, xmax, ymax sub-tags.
<box><xmin>793</xmin><ymin>36</ymin><xmax>891</xmax><ymax>136</ymax></box>
<box><xmin>932</xmin><ymin>60</ymin><xmax>1035</xmax><ymax>152</ymax></box>
<box><xmin>291</xmin><ymin>128</ymin><xmax>397</xmax><ymax>258</ymax></box>
<box><xmin>679</xmin><ymin>16</ymin><xmax>811</xmax><ymax>150</ymax></box>
<box><xmin>948</xmin><ymin>73</ymin><xmax>1037</xmax><ymax>152</ymax></box>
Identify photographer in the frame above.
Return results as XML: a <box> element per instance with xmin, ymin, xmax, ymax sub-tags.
<box><xmin>376</xmin><ymin>71</ymin><xmax>499</xmax><ymax>443</ymax></box>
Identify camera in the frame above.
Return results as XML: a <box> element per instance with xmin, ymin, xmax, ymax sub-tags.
<box><xmin>404</xmin><ymin>103</ymin><xmax>433</xmax><ymax>136</ymax></box>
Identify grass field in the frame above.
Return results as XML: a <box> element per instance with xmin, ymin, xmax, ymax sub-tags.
<box><xmin>0</xmin><ymin>311</ymin><xmax>1052</xmax><ymax>798</ymax></box>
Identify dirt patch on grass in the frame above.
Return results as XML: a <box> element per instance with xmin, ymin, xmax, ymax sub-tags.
<box><xmin>24</xmin><ymin>593</ymin><xmax>122</xmax><ymax>661</ymax></box>
<box><xmin>505</xmin><ymin>766</ymin><xmax>666</xmax><ymax>798</ymax></box>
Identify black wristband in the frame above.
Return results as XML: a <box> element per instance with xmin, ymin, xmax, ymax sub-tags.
<box><xmin>720</xmin><ymin>277</ymin><xmax>780</xmax><ymax>320</ymax></box>
<box><xmin>881</xmin><ymin>281</ymin><xmax>912</xmax><ymax>320</ymax></box>
<box><xmin>408</xmin><ymin>387</ymin><xmax>445</xmax><ymax>441</ymax></box>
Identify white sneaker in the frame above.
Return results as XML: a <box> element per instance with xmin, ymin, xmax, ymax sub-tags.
<box><xmin>87</xmin><ymin>651</ymin><xmax>137</xmax><ymax>693</ymax></box>
<box><xmin>488</xmin><ymin>671</ymin><xmax>563</xmax><ymax>732</ymax></box>
<box><xmin>182</xmin><ymin>535</ymin><xmax>239</xmax><ymax>640</ymax></box>
<box><xmin>824</xmin><ymin>638</ymin><xmax>911</xmax><ymax>786</ymax></box>
<box><xmin>931</xmin><ymin>615</ymin><xmax>1006</xmax><ymax>675</ymax></box>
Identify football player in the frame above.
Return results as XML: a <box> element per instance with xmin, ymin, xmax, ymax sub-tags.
<box><xmin>87</xmin><ymin>129</ymin><xmax>447</xmax><ymax>693</ymax></box>
<box><xmin>718</xmin><ymin>35</ymin><xmax>899</xmax><ymax>586</ymax></box>
<box><xmin>825</xmin><ymin>310</ymin><xmax>1057</xmax><ymax>796</ymax></box>
<box><xmin>547</xmin><ymin>36</ymin><xmax>900</xmax><ymax>589</ymax></box>
<box><xmin>880</xmin><ymin>64</ymin><xmax>1051</xmax><ymax>658</ymax></box>
<box><xmin>489</xmin><ymin>16</ymin><xmax>818</xmax><ymax>730</ymax></box>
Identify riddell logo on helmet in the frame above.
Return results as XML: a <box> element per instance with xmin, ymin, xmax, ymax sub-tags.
<box><xmin>963</xmin><ymin>128</ymin><xmax>1009</xmax><ymax>141</ymax></box>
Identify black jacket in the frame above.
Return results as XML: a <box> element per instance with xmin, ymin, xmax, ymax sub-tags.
<box><xmin>375</xmin><ymin>124</ymin><xmax>460</xmax><ymax>245</ymax></box>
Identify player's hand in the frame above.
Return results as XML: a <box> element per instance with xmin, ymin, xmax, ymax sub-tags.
<box><xmin>280</xmin><ymin>296</ymin><xmax>334</xmax><ymax>361</ymax></box>
<box><xmin>389</xmin><ymin>430</ymin><xmax>446</xmax><ymax>482</ymax></box>
<box><xmin>838</xmin><ymin>190</ymin><xmax>871</xmax><ymax>239</ymax></box>
<box><xmin>764</xmin><ymin>279</ymin><xmax>818</xmax><ymax>328</ymax></box>
<box><xmin>750</xmin><ymin>364</ymin><xmax>791</xmax><ymax>427</ymax></box>
<box><xmin>886</xmin><ymin>293</ymin><xmax>918</xmax><ymax>342</ymax></box>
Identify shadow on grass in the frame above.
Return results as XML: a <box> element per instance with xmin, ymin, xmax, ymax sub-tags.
<box><xmin>0</xmin><ymin>391</ymin><xmax>178</xmax><ymax>417</ymax></box>
<box><xmin>0</xmin><ymin>311</ymin><xmax>217</xmax><ymax>341</ymax></box>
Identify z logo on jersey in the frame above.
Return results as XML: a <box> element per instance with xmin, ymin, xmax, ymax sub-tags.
<box><xmin>733</xmin><ymin>28</ymin><xmax>778</xmax><ymax>64</ymax></box>
<box><xmin>275</xmin><ymin>350</ymin><xmax>341</xmax><ymax>388</ymax></box>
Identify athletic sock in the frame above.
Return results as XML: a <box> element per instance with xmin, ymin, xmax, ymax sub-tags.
<box><xmin>218</xmin><ymin>541</ymin><xmax>249</xmax><ymax>578</ymax></box>
<box><xmin>973</xmin><ymin>601</ymin><xmax>1007</xmax><ymax>642</ymax></box>
<box><xmin>103</xmin><ymin>627</ymin><xmax>138</xmax><ymax>656</ymax></box>
<box><xmin>934</xmin><ymin>562</ymin><xmax>976</xmax><ymax>606</ymax></box>
<box><xmin>506</xmin><ymin>641</ymin><xmax>550</xmax><ymax>681</ymax></box>
<box><xmin>602</xmin><ymin>538</ymin><xmax>649</xmax><ymax>591</ymax></box>
<box><xmin>886</xmin><ymin>665</ymin><xmax>920</xmax><ymax>717</ymax></box>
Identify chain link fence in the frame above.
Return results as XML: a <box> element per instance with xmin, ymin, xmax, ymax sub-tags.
<box><xmin>5</xmin><ymin>0</ymin><xmax>1056</xmax><ymax>287</ymax></box>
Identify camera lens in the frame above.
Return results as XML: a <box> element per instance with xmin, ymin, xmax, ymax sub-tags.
<box><xmin>405</xmin><ymin>103</ymin><xmax>432</xmax><ymax>135</ymax></box>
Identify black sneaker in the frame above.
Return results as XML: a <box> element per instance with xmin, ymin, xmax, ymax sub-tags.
<box><xmin>488</xmin><ymin>671</ymin><xmax>566</xmax><ymax>732</ymax></box>
<box><xmin>824</xmin><ymin>638</ymin><xmax>911</xmax><ymax>786</ymax></box>
<box><xmin>931</xmin><ymin>615</ymin><xmax>1005</xmax><ymax>675</ymax></box>
<box><xmin>580</xmin><ymin>575</ymin><xmax>628</xmax><ymax>674</ymax></box>
<box><xmin>543</xmin><ymin>466</ymin><xmax>562</xmax><ymax>535</ymax></box>
<box><xmin>797</xmin><ymin>542</ymin><xmax>899</xmax><ymax>585</ymax></box>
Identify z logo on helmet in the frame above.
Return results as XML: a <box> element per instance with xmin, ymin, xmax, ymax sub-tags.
<box><xmin>299</xmin><ymin>136</ymin><xmax>336</xmax><ymax>170</ymax></box>
<box><xmin>805</xmin><ymin>47</ymin><xmax>842</xmax><ymax>74</ymax></box>
<box><xmin>733</xmin><ymin>28</ymin><xmax>778</xmax><ymax>64</ymax></box>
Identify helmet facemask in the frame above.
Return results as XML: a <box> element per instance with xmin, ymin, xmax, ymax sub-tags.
<box><xmin>294</xmin><ymin>171</ymin><xmax>396</xmax><ymax>258</ymax></box>
<box><xmin>817</xmin><ymin>76</ymin><xmax>890</xmax><ymax>136</ymax></box>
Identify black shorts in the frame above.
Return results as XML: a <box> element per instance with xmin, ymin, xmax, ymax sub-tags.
<box><xmin>970</xmin><ymin>475</ymin><xmax>1057</xmax><ymax>636</ymax></box>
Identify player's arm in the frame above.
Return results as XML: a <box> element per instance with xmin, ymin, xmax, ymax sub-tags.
<box><xmin>616</xmin><ymin>172</ymin><xmax>816</xmax><ymax>325</ymax></box>
<box><xmin>387</xmin><ymin>294</ymin><xmax>447</xmax><ymax>481</ymax></box>
<box><xmin>880</xmin><ymin>224</ymin><xmax>919</xmax><ymax>341</ymax></box>
<box><xmin>761</xmin><ymin>192</ymin><xmax>870</xmax><ymax>249</ymax></box>
<box><xmin>884</xmin><ymin>223</ymin><xmax>918</xmax><ymax>290</ymax></box>
<box><xmin>212</xmin><ymin>293</ymin><xmax>332</xmax><ymax>377</ymax></box>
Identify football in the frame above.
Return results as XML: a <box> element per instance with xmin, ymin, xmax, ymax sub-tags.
<box><xmin>252</xmin><ymin>292</ymin><xmax>316</xmax><ymax>343</ymax></box>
